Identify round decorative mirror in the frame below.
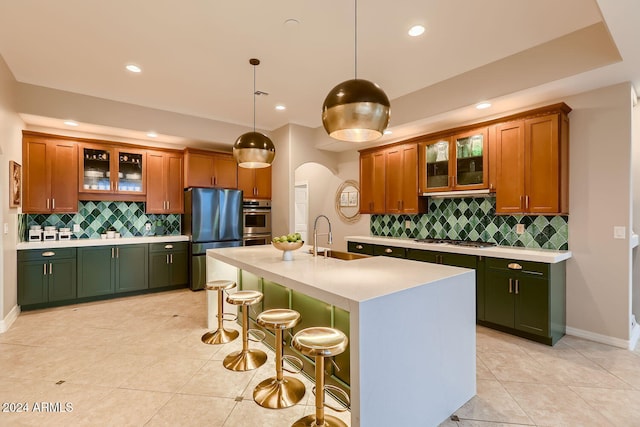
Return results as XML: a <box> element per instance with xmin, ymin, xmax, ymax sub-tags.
<box><xmin>335</xmin><ymin>180</ymin><xmax>361</xmax><ymax>223</ymax></box>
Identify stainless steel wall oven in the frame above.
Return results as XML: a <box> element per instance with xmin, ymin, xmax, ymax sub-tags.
<box><xmin>243</xmin><ymin>199</ymin><xmax>271</xmax><ymax>245</ymax></box>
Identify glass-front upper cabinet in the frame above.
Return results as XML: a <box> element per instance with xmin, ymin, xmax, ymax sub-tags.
<box><xmin>453</xmin><ymin>128</ymin><xmax>488</xmax><ymax>190</ymax></box>
<box><xmin>419</xmin><ymin>127</ymin><xmax>489</xmax><ymax>193</ymax></box>
<box><xmin>79</xmin><ymin>143</ymin><xmax>146</xmax><ymax>197</ymax></box>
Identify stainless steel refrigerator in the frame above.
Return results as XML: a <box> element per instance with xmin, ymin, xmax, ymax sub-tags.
<box><xmin>183</xmin><ymin>188</ymin><xmax>243</xmax><ymax>290</ymax></box>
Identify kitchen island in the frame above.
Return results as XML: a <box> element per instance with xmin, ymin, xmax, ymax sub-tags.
<box><xmin>207</xmin><ymin>245</ymin><xmax>476</xmax><ymax>427</ymax></box>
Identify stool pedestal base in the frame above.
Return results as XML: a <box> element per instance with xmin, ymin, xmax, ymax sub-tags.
<box><xmin>223</xmin><ymin>349</ymin><xmax>267</xmax><ymax>371</ymax></box>
<box><xmin>292</xmin><ymin>414</ymin><xmax>348</xmax><ymax>427</ymax></box>
<box><xmin>201</xmin><ymin>328</ymin><xmax>239</xmax><ymax>345</ymax></box>
<box><xmin>253</xmin><ymin>376</ymin><xmax>306</xmax><ymax>409</ymax></box>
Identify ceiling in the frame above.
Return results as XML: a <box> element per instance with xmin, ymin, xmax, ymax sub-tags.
<box><xmin>0</xmin><ymin>0</ymin><xmax>638</xmax><ymax>151</ymax></box>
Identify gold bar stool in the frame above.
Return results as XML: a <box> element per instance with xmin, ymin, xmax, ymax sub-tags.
<box><xmin>292</xmin><ymin>327</ymin><xmax>350</xmax><ymax>427</ymax></box>
<box><xmin>253</xmin><ymin>309</ymin><xmax>306</xmax><ymax>409</ymax></box>
<box><xmin>223</xmin><ymin>290</ymin><xmax>267</xmax><ymax>371</ymax></box>
<box><xmin>201</xmin><ymin>280</ymin><xmax>240</xmax><ymax>345</ymax></box>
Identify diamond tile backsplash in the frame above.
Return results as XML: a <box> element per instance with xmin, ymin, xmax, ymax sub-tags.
<box><xmin>371</xmin><ymin>196</ymin><xmax>568</xmax><ymax>250</ymax></box>
<box><xmin>19</xmin><ymin>201</ymin><xmax>181</xmax><ymax>241</ymax></box>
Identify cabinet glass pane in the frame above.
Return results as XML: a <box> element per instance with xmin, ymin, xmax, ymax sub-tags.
<box><xmin>82</xmin><ymin>148</ymin><xmax>111</xmax><ymax>191</ymax></box>
<box><xmin>426</xmin><ymin>140</ymin><xmax>449</xmax><ymax>188</ymax></box>
<box><xmin>456</xmin><ymin>133</ymin><xmax>484</xmax><ymax>186</ymax></box>
<box><xmin>118</xmin><ymin>152</ymin><xmax>143</xmax><ymax>192</ymax></box>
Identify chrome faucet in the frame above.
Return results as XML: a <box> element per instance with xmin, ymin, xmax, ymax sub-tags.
<box><xmin>313</xmin><ymin>214</ymin><xmax>332</xmax><ymax>257</ymax></box>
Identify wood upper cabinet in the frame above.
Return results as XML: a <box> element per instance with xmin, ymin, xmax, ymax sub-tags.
<box><xmin>495</xmin><ymin>109</ymin><xmax>569</xmax><ymax>214</ymax></box>
<box><xmin>183</xmin><ymin>148</ymin><xmax>237</xmax><ymax>189</ymax></box>
<box><xmin>146</xmin><ymin>150</ymin><xmax>184</xmax><ymax>214</ymax></box>
<box><xmin>23</xmin><ymin>133</ymin><xmax>78</xmax><ymax>213</ymax></box>
<box><xmin>78</xmin><ymin>143</ymin><xmax>147</xmax><ymax>201</ymax></box>
<box><xmin>238</xmin><ymin>166</ymin><xmax>271</xmax><ymax>199</ymax></box>
<box><xmin>385</xmin><ymin>143</ymin><xmax>424</xmax><ymax>214</ymax></box>
<box><xmin>359</xmin><ymin>150</ymin><xmax>386</xmax><ymax>214</ymax></box>
<box><xmin>419</xmin><ymin>127</ymin><xmax>489</xmax><ymax>194</ymax></box>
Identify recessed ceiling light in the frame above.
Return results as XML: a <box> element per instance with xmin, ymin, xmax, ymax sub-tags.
<box><xmin>63</xmin><ymin>120</ymin><xmax>78</xmax><ymax>127</ymax></box>
<box><xmin>383</xmin><ymin>129</ymin><xmax>392</xmax><ymax>135</ymax></box>
<box><xmin>408</xmin><ymin>25</ymin><xmax>425</xmax><ymax>37</ymax></box>
<box><xmin>126</xmin><ymin>64</ymin><xmax>142</xmax><ymax>73</ymax></box>
<box><xmin>147</xmin><ymin>131</ymin><xmax>158</xmax><ymax>138</ymax></box>
<box><xmin>275</xmin><ymin>104</ymin><xmax>286</xmax><ymax>111</ymax></box>
<box><xmin>475</xmin><ymin>102</ymin><xmax>492</xmax><ymax>110</ymax></box>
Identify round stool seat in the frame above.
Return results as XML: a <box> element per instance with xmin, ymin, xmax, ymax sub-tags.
<box><xmin>205</xmin><ymin>279</ymin><xmax>236</xmax><ymax>292</ymax></box>
<box><xmin>293</xmin><ymin>327</ymin><xmax>348</xmax><ymax>358</ymax></box>
<box><xmin>257</xmin><ymin>309</ymin><xmax>301</xmax><ymax>330</ymax></box>
<box><xmin>226</xmin><ymin>290</ymin><xmax>263</xmax><ymax>306</ymax></box>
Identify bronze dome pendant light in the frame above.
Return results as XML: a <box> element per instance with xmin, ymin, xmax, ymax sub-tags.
<box><xmin>322</xmin><ymin>0</ymin><xmax>390</xmax><ymax>142</ymax></box>
<box><xmin>233</xmin><ymin>58</ymin><xmax>276</xmax><ymax>168</ymax></box>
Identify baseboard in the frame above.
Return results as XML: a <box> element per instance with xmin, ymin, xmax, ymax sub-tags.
<box><xmin>566</xmin><ymin>326</ymin><xmax>630</xmax><ymax>349</ymax></box>
<box><xmin>0</xmin><ymin>304</ymin><xmax>20</xmax><ymax>333</ymax></box>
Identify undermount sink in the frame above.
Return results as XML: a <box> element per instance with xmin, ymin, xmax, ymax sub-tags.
<box><xmin>308</xmin><ymin>249</ymin><xmax>370</xmax><ymax>261</ymax></box>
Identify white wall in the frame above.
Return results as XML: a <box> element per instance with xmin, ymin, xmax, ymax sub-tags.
<box><xmin>632</xmin><ymin>89</ymin><xmax>640</xmax><ymax>335</ymax></box>
<box><xmin>565</xmin><ymin>82</ymin><xmax>633</xmax><ymax>345</ymax></box>
<box><xmin>0</xmin><ymin>55</ymin><xmax>24</xmax><ymax>330</ymax></box>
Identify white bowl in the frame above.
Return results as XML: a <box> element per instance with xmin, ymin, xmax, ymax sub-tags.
<box><xmin>272</xmin><ymin>240</ymin><xmax>304</xmax><ymax>261</ymax></box>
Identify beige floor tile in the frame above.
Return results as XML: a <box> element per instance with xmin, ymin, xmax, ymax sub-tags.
<box><xmin>570</xmin><ymin>385</ymin><xmax>640</xmax><ymax>426</ymax></box>
<box><xmin>74</xmin><ymin>388</ymin><xmax>172</xmax><ymax>426</ymax></box>
<box><xmin>146</xmin><ymin>393</ymin><xmax>236</xmax><ymax>427</ymax></box>
<box><xmin>453</xmin><ymin>379</ymin><xmax>533</xmax><ymax>425</ymax></box>
<box><xmin>502</xmin><ymin>381</ymin><xmax>614</xmax><ymax>426</ymax></box>
<box><xmin>119</xmin><ymin>356</ymin><xmax>207</xmax><ymax>393</ymax></box>
<box><xmin>476</xmin><ymin>356</ymin><xmax>496</xmax><ymax>381</ymax></box>
<box><xmin>475</xmin><ymin>327</ymin><xmax>529</xmax><ymax>355</ymax></box>
<box><xmin>179</xmin><ymin>359</ymin><xmax>257</xmax><ymax>398</ymax></box>
<box><xmin>478</xmin><ymin>350</ymin><xmax>561</xmax><ymax>384</ymax></box>
<box><xmin>64</xmin><ymin>352</ymin><xmax>159</xmax><ymax>387</ymax></box>
<box><xmin>223</xmin><ymin>399</ymin><xmax>307</xmax><ymax>427</ymax></box>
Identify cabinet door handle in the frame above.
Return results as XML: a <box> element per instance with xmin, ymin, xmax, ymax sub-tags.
<box><xmin>508</xmin><ymin>263</ymin><xmax>523</xmax><ymax>270</ymax></box>
<box><xmin>111</xmin><ymin>248</ymin><xmax>114</xmax><ymax>258</ymax></box>
<box><xmin>489</xmin><ymin>183</ymin><xmax>495</xmax><ymax>191</ymax></box>
<box><xmin>211</xmin><ymin>176</ymin><xmax>214</xmax><ymax>186</ymax></box>
<box><xmin>46</xmin><ymin>199</ymin><xmax>50</xmax><ymax>209</ymax></box>
<box><xmin>384</xmin><ymin>248</ymin><xmax>393</xmax><ymax>254</ymax></box>
<box><xmin>397</xmin><ymin>201</ymin><xmax>401</xmax><ymax>210</ymax></box>
<box><xmin>355</xmin><ymin>244</ymin><xmax>363</xmax><ymax>250</ymax></box>
<box><xmin>116</xmin><ymin>248</ymin><xmax>119</xmax><ymax>258</ymax></box>
<box><xmin>166</xmin><ymin>200</ymin><xmax>170</xmax><ymax>210</ymax></box>
<box><xmin>170</xmin><ymin>254</ymin><xmax>173</xmax><ymax>264</ymax></box>
<box><xmin>52</xmin><ymin>199</ymin><xmax>55</xmax><ymax>210</ymax></box>
<box><xmin>166</xmin><ymin>254</ymin><xmax>169</xmax><ymax>264</ymax></box>
<box><xmin>525</xmin><ymin>195</ymin><xmax>529</xmax><ymax>210</ymax></box>
<box><xmin>49</xmin><ymin>263</ymin><xmax>52</xmax><ymax>275</ymax></box>
<box><xmin>515</xmin><ymin>279</ymin><xmax>519</xmax><ymax>295</ymax></box>
<box><xmin>43</xmin><ymin>264</ymin><xmax>47</xmax><ymax>275</ymax></box>
<box><xmin>508</xmin><ymin>278</ymin><xmax>513</xmax><ymax>294</ymax></box>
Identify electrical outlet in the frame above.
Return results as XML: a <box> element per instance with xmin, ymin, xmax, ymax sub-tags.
<box><xmin>145</xmin><ymin>222</ymin><xmax>152</xmax><ymax>231</ymax></box>
<box><xmin>614</xmin><ymin>226</ymin><xmax>626</xmax><ymax>239</ymax></box>
<box><xmin>516</xmin><ymin>224</ymin><xmax>525</xmax><ymax>234</ymax></box>
<box><xmin>405</xmin><ymin>220</ymin><xmax>411</xmax><ymax>229</ymax></box>
<box><xmin>73</xmin><ymin>224</ymin><xmax>81</xmax><ymax>233</ymax></box>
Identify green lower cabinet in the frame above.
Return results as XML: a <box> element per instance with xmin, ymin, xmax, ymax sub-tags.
<box><xmin>78</xmin><ymin>244</ymin><xmax>148</xmax><ymax>298</ymax></box>
<box><xmin>476</xmin><ymin>256</ymin><xmax>486</xmax><ymax>321</ymax></box>
<box><xmin>18</xmin><ymin>248</ymin><xmax>77</xmax><ymax>308</ymax></box>
<box><xmin>482</xmin><ymin>257</ymin><xmax>565</xmax><ymax>345</ymax></box>
<box><xmin>373</xmin><ymin>245</ymin><xmax>406</xmax><ymax>258</ymax></box>
<box><xmin>149</xmin><ymin>242</ymin><xmax>188</xmax><ymax>288</ymax></box>
<box><xmin>333</xmin><ymin>307</ymin><xmax>350</xmax><ymax>385</ymax></box>
<box><xmin>263</xmin><ymin>280</ymin><xmax>290</xmax><ymax>311</ymax></box>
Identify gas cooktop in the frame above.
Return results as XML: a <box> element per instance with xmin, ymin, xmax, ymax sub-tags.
<box><xmin>414</xmin><ymin>238</ymin><xmax>497</xmax><ymax>248</ymax></box>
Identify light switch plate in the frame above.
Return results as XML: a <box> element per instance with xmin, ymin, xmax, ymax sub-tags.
<box><xmin>516</xmin><ymin>224</ymin><xmax>525</xmax><ymax>234</ymax></box>
<box><xmin>405</xmin><ymin>220</ymin><xmax>411</xmax><ymax>229</ymax></box>
<box><xmin>3</xmin><ymin>223</ymin><xmax>8</xmax><ymax>234</ymax></box>
<box><xmin>73</xmin><ymin>224</ymin><xmax>81</xmax><ymax>232</ymax></box>
<box><xmin>614</xmin><ymin>226</ymin><xmax>626</xmax><ymax>239</ymax></box>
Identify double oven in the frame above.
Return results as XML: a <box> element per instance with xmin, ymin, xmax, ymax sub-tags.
<box><xmin>243</xmin><ymin>199</ymin><xmax>271</xmax><ymax>245</ymax></box>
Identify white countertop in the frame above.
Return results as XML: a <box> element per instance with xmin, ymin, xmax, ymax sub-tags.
<box><xmin>206</xmin><ymin>244</ymin><xmax>472</xmax><ymax>311</ymax></box>
<box><xmin>16</xmin><ymin>235</ymin><xmax>189</xmax><ymax>250</ymax></box>
<box><xmin>345</xmin><ymin>235</ymin><xmax>571</xmax><ymax>263</ymax></box>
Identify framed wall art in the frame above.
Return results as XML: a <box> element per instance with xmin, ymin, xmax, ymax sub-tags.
<box><xmin>9</xmin><ymin>160</ymin><xmax>21</xmax><ymax>208</ymax></box>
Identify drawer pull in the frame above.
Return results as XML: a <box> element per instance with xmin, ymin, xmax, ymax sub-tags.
<box><xmin>355</xmin><ymin>244</ymin><xmax>363</xmax><ymax>250</ymax></box>
<box><xmin>164</xmin><ymin>244</ymin><xmax>173</xmax><ymax>249</ymax></box>
<box><xmin>508</xmin><ymin>263</ymin><xmax>522</xmax><ymax>270</ymax></box>
<box><xmin>384</xmin><ymin>248</ymin><xmax>393</xmax><ymax>254</ymax></box>
<box><xmin>42</xmin><ymin>251</ymin><xmax>55</xmax><ymax>257</ymax></box>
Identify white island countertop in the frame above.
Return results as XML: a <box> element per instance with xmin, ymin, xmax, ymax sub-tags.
<box><xmin>207</xmin><ymin>244</ymin><xmax>476</xmax><ymax>427</ymax></box>
<box><xmin>346</xmin><ymin>235</ymin><xmax>572</xmax><ymax>263</ymax></box>
<box><xmin>17</xmin><ymin>235</ymin><xmax>189</xmax><ymax>250</ymax></box>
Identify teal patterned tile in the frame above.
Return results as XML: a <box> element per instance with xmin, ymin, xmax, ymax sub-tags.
<box><xmin>369</xmin><ymin>196</ymin><xmax>569</xmax><ymax>250</ymax></box>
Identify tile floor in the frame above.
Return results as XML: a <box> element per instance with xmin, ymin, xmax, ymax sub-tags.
<box><xmin>0</xmin><ymin>289</ymin><xmax>638</xmax><ymax>426</ymax></box>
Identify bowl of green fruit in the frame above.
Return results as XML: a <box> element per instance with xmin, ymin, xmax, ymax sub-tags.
<box><xmin>272</xmin><ymin>233</ymin><xmax>304</xmax><ymax>261</ymax></box>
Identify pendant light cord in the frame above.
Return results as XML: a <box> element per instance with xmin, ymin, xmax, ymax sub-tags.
<box><xmin>253</xmin><ymin>64</ymin><xmax>256</xmax><ymax>132</ymax></box>
<box><xmin>354</xmin><ymin>0</ymin><xmax>358</xmax><ymax>79</ymax></box>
